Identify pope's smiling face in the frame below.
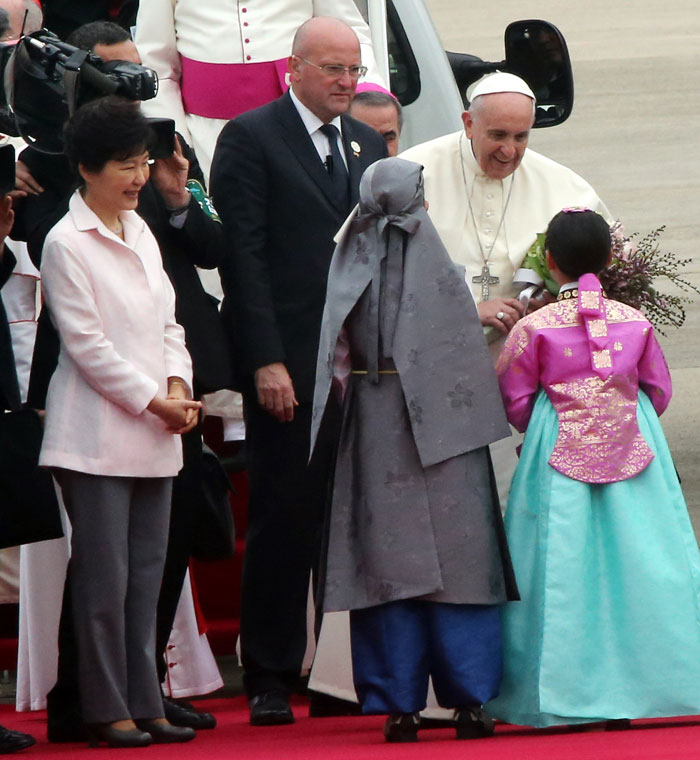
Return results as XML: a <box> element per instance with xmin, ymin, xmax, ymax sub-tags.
<box><xmin>462</xmin><ymin>92</ymin><xmax>534</xmax><ymax>180</ymax></box>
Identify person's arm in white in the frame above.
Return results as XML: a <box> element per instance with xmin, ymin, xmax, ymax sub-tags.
<box><xmin>134</xmin><ymin>0</ymin><xmax>193</xmax><ymax>144</ymax></box>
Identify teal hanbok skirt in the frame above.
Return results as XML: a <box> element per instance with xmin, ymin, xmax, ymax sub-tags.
<box><xmin>486</xmin><ymin>390</ymin><xmax>700</xmax><ymax>727</ymax></box>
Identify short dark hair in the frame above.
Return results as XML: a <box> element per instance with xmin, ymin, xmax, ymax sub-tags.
<box><xmin>545</xmin><ymin>209</ymin><xmax>611</xmax><ymax>280</ymax></box>
<box><xmin>66</xmin><ymin>20</ymin><xmax>131</xmax><ymax>51</ymax></box>
<box><xmin>63</xmin><ymin>95</ymin><xmax>151</xmax><ymax>173</ymax></box>
<box><xmin>350</xmin><ymin>90</ymin><xmax>403</xmax><ymax>131</ymax></box>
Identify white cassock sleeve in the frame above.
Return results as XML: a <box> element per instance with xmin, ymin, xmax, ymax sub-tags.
<box><xmin>134</xmin><ymin>0</ymin><xmax>192</xmax><ymax>143</ymax></box>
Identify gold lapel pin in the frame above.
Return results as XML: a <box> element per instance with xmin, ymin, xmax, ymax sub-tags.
<box><xmin>350</xmin><ymin>140</ymin><xmax>361</xmax><ymax>157</ymax></box>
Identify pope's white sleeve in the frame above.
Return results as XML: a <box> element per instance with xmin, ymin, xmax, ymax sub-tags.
<box><xmin>134</xmin><ymin>0</ymin><xmax>193</xmax><ymax>144</ymax></box>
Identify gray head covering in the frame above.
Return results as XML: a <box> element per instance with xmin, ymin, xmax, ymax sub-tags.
<box><xmin>311</xmin><ymin>157</ymin><xmax>510</xmax><ymax>467</ymax></box>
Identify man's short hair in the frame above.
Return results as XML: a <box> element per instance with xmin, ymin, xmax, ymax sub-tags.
<box><xmin>351</xmin><ymin>90</ymin><xmax>403</xmax><ymax>131</ymax></box>
<box><xmin>66</xmin><ymin>20</ymin><xmax>131</xmax><ymax>51</ymax></box>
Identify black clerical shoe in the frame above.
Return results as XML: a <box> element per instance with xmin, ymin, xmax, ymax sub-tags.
<box><xmin>134</xmin><ymin>720</ymin><xmax>195</xmax><ymax>744</ymax></box>
<box><xmin>0</xmin><ymin>726</ymin><xmax>36</xmax><ymax>754</ymax></box>
<box><xmin>454</xmin><ymin>706</ymin><xmax>495</xmax><ymax>739</ymax></box>
<box><xmin>163</xmin><ymin>698</ymin><xmax>216</xmax><ymax>730</ymax></box>
<box><xmin>383</xmin><ymin>713</ymin><xmax>420</xmax><ymax>743</ymax></box>
<box><xmin>249</xmin><ymin>690</ymin><xmax>294</xmax><ymax>726</ymax></box>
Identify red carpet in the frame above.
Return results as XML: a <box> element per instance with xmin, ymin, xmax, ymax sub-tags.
<box><xmin>3</xmin><ymin>698</ymin><xmax>700</xmax><ymax>759</ymax></box>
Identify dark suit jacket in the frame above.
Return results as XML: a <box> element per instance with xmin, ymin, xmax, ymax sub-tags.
<box><xmin>210</xmin><ymin>91</ymin><xmax>387</xmax><ymax>402</ymax></box>
<box><xmin>16</xmin><ymin>137</ymin><xmax>233</xmax><ymax>406</ymax></box>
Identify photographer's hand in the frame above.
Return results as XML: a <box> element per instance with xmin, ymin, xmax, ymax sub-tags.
<box><xmin>150</xmin><ymin>135</ymin><xmax>190</xmax><ymax>210</ymax></box>
<box><xmin>15</xmin><ymin>160</ymin><xmax>44</xmax><ymax>196</ymax></box>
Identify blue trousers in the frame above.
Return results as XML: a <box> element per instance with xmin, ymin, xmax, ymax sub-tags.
<box><xmin>350</xmin><ymin>600</ymin><xmax>502</xmax><ymax>714</ymax></box>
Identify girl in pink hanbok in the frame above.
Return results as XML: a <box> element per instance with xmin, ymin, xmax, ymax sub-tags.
<box><xmin>487</xmin><ymin>208</ymin><xmax>700</xmax><ymax>728</ymax></box>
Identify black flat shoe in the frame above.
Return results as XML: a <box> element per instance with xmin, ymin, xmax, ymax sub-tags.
<box><xmin>454</xmin><ymin>706</ymin><xmax>495</xmax><ymax>739</ymax></box>
<box><xmin>163</xmin><ymin>698</ymin><xmax>216</xmax><ymax>730</ymax></box>
<box><xmin>249</xmin><ymin>691</ymin><xmax>294</xmax><ymax>726</ymax></box>
<box><xmin>134</xmin><ymin>720</ymin><xmax>195</xmax><ymax>744</ymax></box>
<box><xmin>383</xmin><ymin>713</ymin><xmax>419</xmax><ymax>743</ymax></box>
<box><xmin>0</xmin><ymin>725</ymin><xmax>36</xmax><ymax>754</ymax></box>
<box><xmin>86</xmin><ymin>724</ymin><xmax>152</xmax><ymax>748</ymax></box>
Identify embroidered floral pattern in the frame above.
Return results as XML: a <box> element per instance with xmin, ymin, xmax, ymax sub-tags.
<box><xmin>547</xmin><ymin>375</ymin><xmax>654</xmax><ymax>483</ymax></box>
<box><xmin>447</xmin><ymin>382</ymin><xmax>474</xmax><ymax>409</ymax></box>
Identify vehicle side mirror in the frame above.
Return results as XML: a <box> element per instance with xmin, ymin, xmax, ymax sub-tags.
<box><xmin>504</xmin><ymin>20</ymin><xmax>574</xmax><ymax>128</ymax></box>
<box><xmin>446</xmin><ymin>20</ymin><xmax>574</xmax><ymax>128</ymax></box>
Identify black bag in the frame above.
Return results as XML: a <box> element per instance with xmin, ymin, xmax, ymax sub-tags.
<box><xmin>189</xmin><ymin>443</ymin><xmax>236</xmax><ymax>562</ymax></box>
<box><xmin>0</xmin><ymin>408</ymin><xmax>63</xmax><ymax>549</ymax></box>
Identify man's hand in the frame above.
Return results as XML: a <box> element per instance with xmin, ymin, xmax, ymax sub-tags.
<box><xmin>255</xmin><ymin>362</ymin><xmax>298</xmax><ymax>422</ymax></box>
<box><xmin>477</xmin><ymin>297</ymin><xmax>525</xmax><ymax>335</ymax></box>
<box><xmin>15</xmin><ymin>160</ymin><xmax>44</xmax><ymax>197</ymax></box>
<box><xmin>0</xmin><ymin>194</ymin><xmax>14</xmax><ymax>243</ymax></box>
<box><xmin>150</xmin><ymin>135</ymin><xmax>190</xmax><ymax>210</ymax></box>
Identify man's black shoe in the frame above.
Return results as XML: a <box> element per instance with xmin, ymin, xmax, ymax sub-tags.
<box><xmin>0</xmin><ymin>726</ymin><xmax>36</xmax><ymax>754</ymax></box>
<box><xmin>249</xmin><ymin>691</ymin><xmax>294</xmax><ymax>726</ymax></box>
<box><xmin>163</xmin><ymin>698</ymin><xmax>217</xmax><ymax>730</ymax></box>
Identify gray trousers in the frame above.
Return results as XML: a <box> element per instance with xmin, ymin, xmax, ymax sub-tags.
<box><xmin>58</xmin><ymin>470</ymin><xmax>172</xmax><ymax>724</ymax></box>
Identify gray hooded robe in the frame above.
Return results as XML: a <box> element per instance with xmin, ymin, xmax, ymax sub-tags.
<box><xmin>311</xmin><ymin>158</ymin><xmax>518</xmax><ymax>613</ymax></box>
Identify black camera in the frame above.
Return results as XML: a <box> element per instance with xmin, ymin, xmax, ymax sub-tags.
<box><xmin>0</xmin><ymin>30</ymin><xmax>158</xmax><ymax>154</ymax></box>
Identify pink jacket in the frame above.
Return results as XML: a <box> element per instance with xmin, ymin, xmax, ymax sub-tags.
<box><xmin>39</xmin><ymin>192</ymin><xmax>193</xmax><ymax>477</ymax></box>
<box><xmin>496</xmin><ymin>280</ymin><xmax>671</xmax><ymax>483</ymax></box>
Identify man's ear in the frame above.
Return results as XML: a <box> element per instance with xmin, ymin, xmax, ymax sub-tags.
<box><xmin>287</xmin><ymin>55</ymin><xmax>301</xmax><ymax>83</ymax></box>
<box><xmin>462</xmin><ymin>110</ymin><xmax>473</xmax><ymax>139</ymax></box>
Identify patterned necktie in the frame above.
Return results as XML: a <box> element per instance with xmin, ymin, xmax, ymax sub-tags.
<box><xmin>319</xmin><ymin>123</ymin><xmax>350</xmax><ymax>211</ymax></box>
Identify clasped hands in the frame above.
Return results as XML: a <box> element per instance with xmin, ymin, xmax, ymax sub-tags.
<box><xmin>148</xmin><ymin>378</ymin><xmax>201</xmax><ymax>434</ymax></box>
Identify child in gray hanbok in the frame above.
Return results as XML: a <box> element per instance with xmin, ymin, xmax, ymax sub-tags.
<box><xmin>311</xmin><ymin>157</ymin><xmax>518</xmax><ymax>743</ymax></box>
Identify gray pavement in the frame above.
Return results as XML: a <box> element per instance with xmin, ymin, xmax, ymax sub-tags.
<box><xmin>427</xmin><ymin>0</ymin><xmax>700</xmax><ymax>529</ymax></box>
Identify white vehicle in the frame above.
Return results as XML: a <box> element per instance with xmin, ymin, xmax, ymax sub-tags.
<box><xmin>358</xmin><ymin>0</ymin><xmax>574</xmax><ymax>149</ymax></box>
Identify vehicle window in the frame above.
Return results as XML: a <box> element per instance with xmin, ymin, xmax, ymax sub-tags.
<box><xmin>386</xmin><ymin>1</ymin><xmax>421</xmax><ymax>106</ymax></box>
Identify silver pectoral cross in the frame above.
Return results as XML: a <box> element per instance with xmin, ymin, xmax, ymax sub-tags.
<box><xmin>472</xmin><ymin>265</ymin><xmax>499</xmax><ymax>300</ymax></box>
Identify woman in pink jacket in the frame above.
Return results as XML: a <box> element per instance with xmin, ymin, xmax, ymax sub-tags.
<box><xmin>39</xmin><ymin>96</ymin><xmax>201</xmax><ymax>748</ymax></box>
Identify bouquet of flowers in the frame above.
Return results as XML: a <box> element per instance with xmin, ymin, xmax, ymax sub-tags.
<box><xmin>520</xmin><ymin>222</ymin><xmax>700</xmax><ymax>333</ymax></box>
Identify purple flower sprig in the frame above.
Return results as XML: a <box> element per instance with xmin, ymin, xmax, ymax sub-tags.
<box><xmin>599</xmin><ymin>223</ymin><xmax>699</xmax><ymax>334</ymax></box>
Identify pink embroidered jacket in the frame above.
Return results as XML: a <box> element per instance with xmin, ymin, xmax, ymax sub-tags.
<box><xmin>496</xmin><ymin>276</ymin><xmax>672</xmax><ymax>483</ymax></box>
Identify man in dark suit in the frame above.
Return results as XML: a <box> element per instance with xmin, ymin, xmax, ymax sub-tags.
<box><xmin>210</xmin><ymin>16</ymin><xmax>387</xmax><ymax>726</ymax></box>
